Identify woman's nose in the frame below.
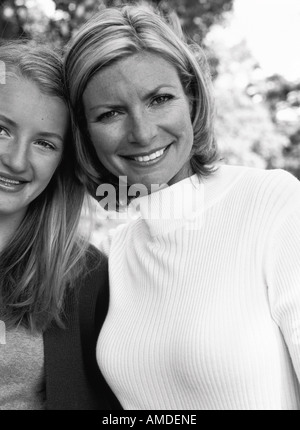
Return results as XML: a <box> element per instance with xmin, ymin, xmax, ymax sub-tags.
<box><xmin>127</xmin><ymin>111</ymin><xmax>157</xmax><ymax>146</ymax></box>
<box><xmin>1</xmin><ymin>140</ymin><xmax>30</xmax><ymax>173</ymax></box>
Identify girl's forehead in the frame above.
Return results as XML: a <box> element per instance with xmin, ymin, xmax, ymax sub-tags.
<box><xmin>0</xmin><ymin>76</ymin><xmax>69</xmax><ymax>142</ymax></box>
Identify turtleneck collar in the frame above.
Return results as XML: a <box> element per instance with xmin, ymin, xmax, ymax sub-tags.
<box><xmin>126</xmin><ymin>173</ymin><xmax>204</xmax><ymax>236</ymax></box>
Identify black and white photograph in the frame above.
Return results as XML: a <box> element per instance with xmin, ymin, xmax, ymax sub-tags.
<box><xmin>1</xmin><ymin>0</ymin><xmax>300</xmax><ymax>412</ymax></box>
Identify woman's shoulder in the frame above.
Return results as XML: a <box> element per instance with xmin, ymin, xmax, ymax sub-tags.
<box><xmin>208</xmin><ymin>164</ymin><xmax>300</xmax><ymax>220</ymax></box>
<box><xmin>244</xmin><ymin>166</ymin><xmax>299</xmax><ymax>200</ymax></box>
<box><xmin>220</xmin><ymin>165</ymin><xmax>300</xmax><ymax>221</ymax></box>
<box><xmin>243</xmin><ymin>165</ymin><xmax>298</xmax><ymax>182</ymax></box>
<box><xmin>221</xmin><ymin>163</ymin><xmax>298</xmax><ymax>182</ymax></box>
<box><xmin>221</xmin><ymin>164</ymin><xmax>300</xmax><ymax>196</ymax></box>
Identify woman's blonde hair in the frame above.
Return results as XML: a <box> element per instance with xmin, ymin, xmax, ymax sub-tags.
<box><xmin>0</xmin><ymin>40</ymin><xmax>90</xmax><ymax>331</ymax></box>
<box><xmin>64</xmin><ymin>1</ymin><xmax>218</xmax><ymax>201</ymax></box>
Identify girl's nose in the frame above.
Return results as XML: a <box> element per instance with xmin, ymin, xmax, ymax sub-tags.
<box><xmin>1</xmin><ymin>139</ymin><xmax>30</xmax><ymax>173</ymax></box>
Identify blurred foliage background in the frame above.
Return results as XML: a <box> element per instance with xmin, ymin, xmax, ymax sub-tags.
<box><xmin>1</xmin><ymin>0</ymin><xmax>300</xmax><ymax>237</ymax></box>
<box><xmin>1</xmin><ymin>0</ymin><xmax>299</xmax><ymax>180</ymax></box>
<box><xmin>0</xmin><ymin>0</ymin><xmax>234</xmax><ymax>45</ymax></box>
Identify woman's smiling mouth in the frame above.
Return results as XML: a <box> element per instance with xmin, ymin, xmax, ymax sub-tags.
<box><xmin>121</xmin><ymin>144</ymin><xmax>172</xmax><ymax>165</ymax></box>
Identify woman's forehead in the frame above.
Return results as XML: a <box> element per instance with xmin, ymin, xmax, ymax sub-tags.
<box><xmin>86</xmin><ymin>52</ymin><xmax>182</xmax><ymax>94</ymax></box>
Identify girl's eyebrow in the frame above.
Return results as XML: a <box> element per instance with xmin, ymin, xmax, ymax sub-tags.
<box><xmin>0</xmin><ymin>113</ymin><xmax>17</xmax><ymax>128</ymax></box>
<box><xmin>0</xmin><ymin>114</ymin><xmax>64</xmax><ymax>143</ymax></box>
<box><xmin>38</xmin><ymin>131</ymin><xmax>64</xmax><ymax>143</ymax></box>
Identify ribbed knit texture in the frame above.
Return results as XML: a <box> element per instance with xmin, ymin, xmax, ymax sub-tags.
<box><xmin>97</xmin><ymin>165</ymin><xmax>300</xmax><ymax>410</ymax></box>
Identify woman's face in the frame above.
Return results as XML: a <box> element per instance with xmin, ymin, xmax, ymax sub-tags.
<box><xmin>83</xmin><ymin>52</ymin><xmax>194</xmax><ymax>191</ymax></box>
<box><xmin>0</xmin><ymin>76</ymin><xmax>67</xmax><ymax>221</ymax></box>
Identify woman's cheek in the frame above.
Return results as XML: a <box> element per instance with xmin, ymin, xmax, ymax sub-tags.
<box><xmin>88</xmin><ymin>126</ymin><xmax>112</xmax><ymax>152</ymax></box>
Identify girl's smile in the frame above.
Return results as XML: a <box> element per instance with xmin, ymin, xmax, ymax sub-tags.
<box><xmin>0</xmin><ymin>77</ymin><xmax>67</xmax><ymax>220</ymax></box>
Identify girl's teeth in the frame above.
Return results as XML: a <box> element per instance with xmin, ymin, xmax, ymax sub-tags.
<box><xmin>134</xmin><ymin>148</ymin><xmax>165</xmax><ymax>162</ymax></box>
<box><xmin>0</xmin><ymin>176</ymin><xmax>21</xmax><ymax>185</ymax></box>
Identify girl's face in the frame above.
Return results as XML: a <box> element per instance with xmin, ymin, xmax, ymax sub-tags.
<box><xmin>0</xmin><ymin>76</ymin><xmax>68</xmax><ymax>221</ymax></box>
<box><xmin>83</xmin><ymin>52</ymin><xmax>194</xmax><ymax>191</ymax></box>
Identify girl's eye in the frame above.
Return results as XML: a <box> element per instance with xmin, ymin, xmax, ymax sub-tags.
<box><xmin>97</xmin><ymin>111</ymin><xmax>119</xmax><ymax>122</ymax></box>
<box><xmin>0</xmin><ymin>125</ymin><xmax>9</xmax><ymax>136</ymax></box>
<box><xmin>151</xmin><ymin>94</ymin><xmax>174</xmax><ymax>106</ymax></box>
<box><xmin>35</xmin><ymin>140</ymin><xmax>56</xmax><ymax>150</ymax></box>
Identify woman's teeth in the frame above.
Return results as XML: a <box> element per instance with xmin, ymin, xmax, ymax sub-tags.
<box><xmin>134</xmin><ymin>147</ymin><xmax>165</xmax><ymax>162</ymax></box>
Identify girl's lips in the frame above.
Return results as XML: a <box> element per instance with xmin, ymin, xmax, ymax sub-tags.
<box><xmin>0</xmin><ymin>176</ymin><xmax>28</xmax><ymax>193</ymax></box>
<box><xmin>0</xmin><ymin>173</ymin><xmax>29</xmax><ymax>183</ymax></box>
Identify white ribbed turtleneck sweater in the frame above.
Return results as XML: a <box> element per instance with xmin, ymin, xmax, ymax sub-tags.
<box><xmin>96</xmin><ymin>165</ymin><xmax>300</xmax><ymax>410</ymax></box>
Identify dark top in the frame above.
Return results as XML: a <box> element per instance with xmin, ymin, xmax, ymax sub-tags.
<box><xmin>43</xmin><ymin>248</ymin><xmax>122</xmax><ymax>410</ymax></box>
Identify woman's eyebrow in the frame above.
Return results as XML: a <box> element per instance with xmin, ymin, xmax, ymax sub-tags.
<box><xmin>142</xmin><ymin>84</ymin><xmax>176</xmax><ymax>101</ymax></box>
<box><xmin>88</xmin><ymin>84</ymin><xmax>177</xmax><ymax>112</ymax></box>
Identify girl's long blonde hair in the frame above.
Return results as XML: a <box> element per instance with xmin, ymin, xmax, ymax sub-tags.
<box><xmin>0</xmin><ymin>40</ymin><xmax>90</xmax><ymax>332</ymax></box>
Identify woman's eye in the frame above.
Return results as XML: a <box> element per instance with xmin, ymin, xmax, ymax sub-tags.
<box><xmin>35</xmin><ymin>140</ymin><xmax>56</xmax><ymax>150</ymax></box>
<box><xmin>97</xmin><ymin>111</ymin><xmax>119</xmax><ymax>121</ymax></box>
<box><xmin>151</xmin><ymin>94</ymin><xmax>174</xmax><ymax>106</ymax></box>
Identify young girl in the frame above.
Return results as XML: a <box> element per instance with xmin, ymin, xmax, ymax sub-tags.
<box><xmin>0</xmin><ymin>40</ymin><xmax>121</xmax><ymax>410</ymax></box>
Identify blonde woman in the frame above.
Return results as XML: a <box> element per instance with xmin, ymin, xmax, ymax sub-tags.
<box><xmin>64</xmin><ymin>3</ymin><xmax>300</xmax><ymax>410</ymax></box>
